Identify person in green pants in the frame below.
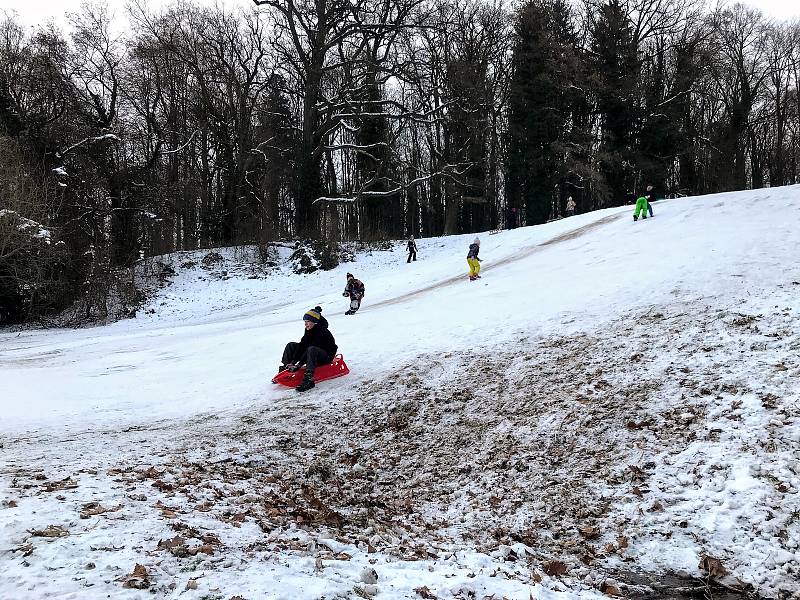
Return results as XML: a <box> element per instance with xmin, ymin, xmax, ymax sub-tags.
<box><xmin>633</xmin><ymin>195</ymin><xmax>649</xmax><ymax>221</ymax></box>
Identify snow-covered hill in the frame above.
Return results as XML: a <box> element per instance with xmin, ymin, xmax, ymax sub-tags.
<box><xmin>1</xmin><ymin>188</ymin><xmax>799</xmax><ymax>599</ymax></box>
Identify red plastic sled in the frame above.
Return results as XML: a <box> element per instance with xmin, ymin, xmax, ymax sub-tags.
<box><xmin>272</xmin><ymin>354</ymin><xmax>350</xmax><ymax>387</ymax></box>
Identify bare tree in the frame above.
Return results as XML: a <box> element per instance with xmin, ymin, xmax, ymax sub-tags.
<box><xmin>706</xmin><ymin>4</ymin><xmax>771</xmax><ymax>191</ymax></box>
<box><xmin>252</xmin><ymin>0</ymin><xmax>432</xmax><ymax>238</ymax></box>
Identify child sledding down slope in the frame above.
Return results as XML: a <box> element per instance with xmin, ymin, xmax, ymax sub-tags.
<box><xmin>279</xmin><ymin>306</ymin><xmax>338</xmax><ymax>392</ymax></box>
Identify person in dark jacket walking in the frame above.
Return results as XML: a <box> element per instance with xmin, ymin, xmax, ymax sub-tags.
<box><xmin>343</xmin><ymin>273</ymin><xmax>365</xmax><ymax>315</ymax></box>
<box><xmin>406</xmin><ymin>237</ymin><xmax>417</xmax><ymax>263</ymax></box>
<box><xmin>280</xmin><ymin>306</ymin><xmax>338</xmax><ymax>392</ymax></box>
<box><xmin>505</xmin><ymin>207</ymin><xmax>520</xmax><ymax>229</ymax></box>
<box><xmin>646</xmin><ymin>185</ymin><xmax>656</xmax><ymax>217</ymax></box>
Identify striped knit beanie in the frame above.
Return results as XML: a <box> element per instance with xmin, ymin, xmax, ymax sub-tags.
<box><xmin>303</xmin><ymin>306</ymin><xmax>322</xmax><ymax>323</ymax></box>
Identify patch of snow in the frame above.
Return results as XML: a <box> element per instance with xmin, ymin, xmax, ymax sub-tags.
<box><xmin>0</xmin><ymin>209</ymin><xmax>52</xmax><ymax>243</ymax></box>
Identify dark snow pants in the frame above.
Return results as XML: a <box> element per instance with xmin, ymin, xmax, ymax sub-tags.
<box><xmin>407</xmin><ymin>250</ymin><xmax>416</xmax><ymax>263</ymax></box>
<box><xmin>347</xmin><ymin>295</ymin><xmax>362</xmax><ymax>313</ymax></box>
<box><xmin>282</xmin><ymin>342</ymin><xmax>331</xmax><ymax>376</ymax></box>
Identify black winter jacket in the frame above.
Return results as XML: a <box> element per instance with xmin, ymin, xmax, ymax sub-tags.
<box><xmin>344</xmin><ymin>278</ymin><xmax>365</xmax><ymax>298</ymax></box>
<box><xmin>294</xmin><ymin>316</ymin><xmax>338</xmax><ymax>361</ymax></box>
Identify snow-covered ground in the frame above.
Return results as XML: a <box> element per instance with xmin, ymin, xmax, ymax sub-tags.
<box><xmin>1</xmin><ymin>187</ymin><xmax>799</xmax><ymax>599</ymax></box>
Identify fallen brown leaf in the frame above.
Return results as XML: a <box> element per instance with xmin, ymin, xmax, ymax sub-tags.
<box><xmin>542</xmin><ymin>560</ymin><xmax>568</xmax><ymax>576</ymax></box>
<box><xmin>415</xmin><ymin>586</ymin><xmax>437</xmax><ymax>599</ymax></box>
<box><xmin>599</xmin><ymin>581</ymin><xmax>622</xmax><ymax>597</ymax></box>
<box><xmin>132</xmin><ymin>564</ymin><xmax>147</xmax><ymax>577</ymax></box>
<box><xmin>580</xmin><ymin>526</ymin><xmax>600</xmax><ymax>539</ymax></box>
<box><xmin>42</xmin><ymin>478</ymin><xmax>78</xmax><ymax>492</ymax></box>
<box><xmin>30</xmin><ymin>525</ymin><xmax>69</xmax><ymax>538</ymax></box>
<box><xmin>157</xmin><ymin>536</ymin><xmax>185</xmax><ymax>550</ymax></box>
<box><xmin>80</xmin><ymin>502</ymin><xmax>122</xmax><ymax>519</ymax></box>
<box><xmin>699</xmin><ymin>554</ymin><xmax>728</xmax><ymax>578</ymax></box>
<box><xmin>141</xmin><ymin>466</ymin><xmax>162</xmax><ymax>479</ymax></box>
<box><xmin>122</xmin><ymin>563</ymin><xmax>150</xmax><ymax>589</ymax></box>
<box><xmin>152</xmin><ymin>480</ymin><xmax>175</xmax><ymax>492</ymax></box>
<box><xmin>193</xmin><ymin>544</ymin><xmax>215</xmax><ymax>556</ymax></box>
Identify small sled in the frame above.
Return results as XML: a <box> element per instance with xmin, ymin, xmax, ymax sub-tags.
<box><xmin>272</xmin><ymin>354</ymin><xmax>350</xmax><ymax>387</ymax></box>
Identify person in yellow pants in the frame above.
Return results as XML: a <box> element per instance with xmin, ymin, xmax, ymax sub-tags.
<box><xmin>467</xmin><ymin>237</ymin><xmax>481</xmax><ymax>280</ymax></box>
<box><xmin>633</xmin><ymin>195</ymin><xmax>649</xmax><ymax>221</ymax></box>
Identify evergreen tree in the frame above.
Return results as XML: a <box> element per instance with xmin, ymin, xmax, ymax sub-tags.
<box><xmin>590</xmin><ymin>0</ymin><xmax>640</xmax><ymax>204</ymax></box>
<box><xmin>506</xmin><ymin>0</ymin><xmax>578</xmax><ymax>225</ymax></box>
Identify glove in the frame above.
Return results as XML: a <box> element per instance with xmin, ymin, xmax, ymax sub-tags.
<box><xmin>287</xmin><ymin>363</ymin><xmax>301</xmax><ymax>372</ymax></box>
<box><xmin>342</xmin><ymin>292</ymin><xmax>348</xmax><ymax>297</ymax></box>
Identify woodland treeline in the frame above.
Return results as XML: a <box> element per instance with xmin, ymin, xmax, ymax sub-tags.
<box><xmin>1</xmin><ymin>0</ymin><xmax>799</xmax><ymax>323</ymax></box>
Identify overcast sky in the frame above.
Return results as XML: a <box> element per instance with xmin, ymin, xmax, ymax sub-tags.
<box><xmin>1</xmin><ymin>0</ymin><xmax>798</xmax><ymax>28</ymax></box>
<box><xmin>0</xmin><ymin>0</ymin><xmax>245</xmax><ymax>29</ymax></box>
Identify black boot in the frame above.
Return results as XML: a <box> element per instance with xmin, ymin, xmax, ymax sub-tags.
<box><xmin>296</xmin><ymin>375</ymin><xmax>315</xmax><ymax>392</ymax></box>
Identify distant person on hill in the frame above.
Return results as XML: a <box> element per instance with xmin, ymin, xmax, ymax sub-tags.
<box><xmin>406</xmin><ymin>237</ymin><xmax>417</xmax><ymax>263</ymax></box>
<box><xmin>342</xmin><ymin>272</ymin><xmax>365</xmax><ymax>315</ymax></box>
<box><xmin>566</xmin><ymin>196</ymin><xmax>576</xmax><ymax>217</ymax></box>
<box><xmin>467</xmin><ymin>237</ymin><xmax>482</xmax><ymax>281</ymax></box>
<box><xmin>279</xmin><ymin>306</ymin><xmax>338</xmax><ymax>392</ymax></box>
<box><xmin>646</xmin><ymin>185</ymin><xmax>656</xmax><ymax>217</ymax></box>
<box><xmin>633</xmin><ymin>193</ymin><xmax>649</xmax><ymax>221</ymax></box>
<box><xmin>505</xmin><ymin>206</ymin><xmax>520</xmax><ymax>229</ymax></box>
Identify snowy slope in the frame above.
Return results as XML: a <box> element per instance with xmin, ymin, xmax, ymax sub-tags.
<box><xmin>1</xmin><ymin>187</ymin><xmax>799</xmax><ymax>600</ymax></box>
<box><xmin>5</xmin><ymin>189</ymin><xmax>795</xmax><ymax>432</ymax></box>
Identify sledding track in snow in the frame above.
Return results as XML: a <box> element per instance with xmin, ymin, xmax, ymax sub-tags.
<box><xmin>369</xmin><ymin>211</ymin><xmax>623</xmax><ymax>310</ymax></box>
<box><xmin>0</xmin><ymin>210</ymin><xmax>624</xmax><ymax>354</ymax></box>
